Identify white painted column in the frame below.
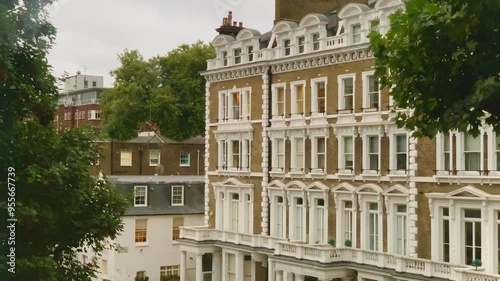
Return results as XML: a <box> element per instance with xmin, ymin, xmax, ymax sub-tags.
<box><xmin>408</xmin><ymin>136</ymin><xmax>419</xmax><ymax>257</ymax></box>
<box><xmin>251</xmin><ymin>259</ymin><xmax>256</xmax><ymax>281</ymax></box>
<box><xmin>204</xmin><ymin>81</ymin><xmax>211</xmax><ymax>226</ymax></box>
<box><xmin>196</xmin><ymin>254</ymin><xmax>203</xmax><ymax>281</ymax></box>
<box><xmin>213</xmin><ymin>252</ymin><xmax>222</xmax><ymax>281</ymax></box>
<box><xmin>180</xmin><ymin>251</ymin><xmax>187</xmax><ymax>281</ymax></box>
<box><xmin>222</xmin><ymin>252</ymin><xmax>227</xmax><ymax>281</ymax></box>
<box><xmin>235</xmin><ymin>252</ymin><xmax>244</xmax><ymax>281</ymax></box>
<box><xmin>267</xmin><ymin>258</ymin><xmax>274</xmax><ymax>281</ymax></box>
<box><xmin>261</xmin><ymin>66</ymin><xmax>271</xmax><ymax>235</ymax></box>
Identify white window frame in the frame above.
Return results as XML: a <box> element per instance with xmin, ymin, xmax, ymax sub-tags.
<box><xmin>312</xmin><ymin>33</ymin><xmax>320</xmax><ymax>51</ymax></box>
<box><xmin>218</xmin><ymin>140</ymin><xmax>227</xmax><ymax>170</ymax></box>
<box><xmin>120</xmin><ymin>150</ymin><xmax>132</xmax><ymax>167</ymax></box>
<box><xmin>436</xmin><ymin>132</ymin><xmax>453</xmax><ymax>175</ymax></box>
<box><xmin>214</xmin><ymin>179</ymin><xmax>254</xmax><ymax>233</ymax></box>
<box><xmin>387</xmin><ymin>131</ymin><xmax>408</xmax><ymax>174</ymax></box>
<box><xmin>427</xmin><ymin>186</ymin><xmax>500</xmax><ymax>273</ymax></box>
<box><xmin>351</xmin><ymin>23</ymin><xmax>362</xmax><ymax>44</ymax></box>
<box><xmin>134</xmin><ymin>185</ymin><xmax>148</xmax><ymax>207</ymax></box>
<box><xmin>339</xmin><ymin>136</ymin><xmax>354</xmax><ymax>173</ymax></box>
<box><xmin>358</xmin><ymin>189</ymin><xmax>383</xmax><ymax>252</ymax></box>
<box><xmin>384</xmin><ymin>189</ymin><xmax>409</xmax><ymax>255</ymax></box>
<box><xmin>171</xmin><ymin>185</ymin><xmax>184</xmax><ymax>206</ymax></box>
<box><xmin>233</xmin><ymin>48</ymin><xmax>242</xmax><ymax>64</ymax></box>
<box><xmin>291</xmin><ymin>137</ymin><xmax>305</xmax><ymax>172</ymax></box>
<box><xmin>271</xmin><ymin>194</ymin><xmax>286</xmax><ymax>238</ymax></box>
<box><xmin>338</xmin><ymin>74</ymin><xmax>356</xmax><ymax>112</ymax></box>
<box><xmin>290</xmin><ymin>81</ymin><xmax>306</xmax><ymax>117</ymax></box>
<box><xmin>363</xmin><ymin>135</ymin><xmax>381</xmax><ymax>174</ymax></box>
<box><xmin>456</xmin><ymin>132</ymin><xmax>483</xmax><ymax>175</ymax></box>
<box><xmin>297</xmin><ymin>36</ymin><xmax>305</xmax><ymax>54</ymax></box>
<box><xmin>362</xmin><ymin>71</ymin><xmax>380</xmax><ymax>110</ymax></box>
<box><xmin>228</xmin><ymin>90</ymin><xmax>241</xmax><ymax>121</ymax></box>
<box><xmin>311</xmin><ymin>136</ymin><xmax>327</xmax><ymax>172</ymax></box>
<box><xmin>333</xmin><ymin>184</ymin><xmax>358</xmax><ymax>248</ymax></box>
<box><xmin>180</xmin><ymin>152</ymin><xmax>190</xmax><ymax>167</ymax></box>
<box><xmin>230</xmin><ymin>192</ymin><xmax>240</xmax><ymax>232</ymax></box>
<box><xmin>149</xmin><ymin>150</ymin><xmax>160</xmax><ymax>166</ymax></box>
<box><xmin>288</xmin><ymin>193</ymin><xmax>306</xmax><ymax>242</ymax></box>
<box><xmin>272</xmin><ymin>83</ymin><xmax>286</xmax><ymax>118</ymax></box>
<box><xmin>241</xmin><ymin>87</ymin><xmax>251</xmax><ymax>121</ymax></box>
<box><xmin>283</xmin><ymin>39</ymin><xmax>291</xmax><ymax>56</ymax></box>
<box><xmin>218</xmin><ymin>90</ymin><xmax>228</xmax><ymax>122</ymax></box>
<box><xmin>272</xmin><ymin>138</ymin><xmax>286</xmax><ymax>172</ymax></box>
<box><xmin>486</xmin><ymin>128</ymin><xmax>500</xmax><ymax>174</ymax></box>
<box><xmin>308</xmin><ymin>190</ymin><xmax>328</xmax><ymax>244</ymax></box>
<box><xmin>311</xmin><ymin>77</ymin><xmax>327</xmax><ymax>116</ymax></box>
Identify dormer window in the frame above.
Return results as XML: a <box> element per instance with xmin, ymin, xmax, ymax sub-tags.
<box><xmin>312</xmin><ymin>33</ymin><xmax>320</xmax><ymax>51</ymax></box>
<box><xmin>222</xmin><ymin>51</ymin><xmax>228</xmax><ymax>66</ymax></box>
<box><xmin>247</xmin><ymin>46</ymin><xmax>254</xmax><ymax>62</ymax></box>
<box><xmin>234</xmin><ymin>48</ymin><xmax>242</xmax><ymax>64</ymax></box>
<box><xmin>298</xmin><ymin>36</ymin><xmax>305</xmax><ymax>54</ymax></box>
<box><xmin>283</xmin><ymin>39</ymin><xmax>291</xmax><ymax>56</ymax></box>
<box><xmin>352</xmin><ymin>24</ymin><xmax>361</xmax><ymax>44</ymax></box>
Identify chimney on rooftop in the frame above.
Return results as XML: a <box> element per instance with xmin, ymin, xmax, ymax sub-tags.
<box><xmin>216</xmin><ymin>11</ymin><xmax>244</xmax><ymax>37</ymax></box>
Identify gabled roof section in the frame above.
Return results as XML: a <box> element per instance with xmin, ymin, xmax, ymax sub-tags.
<box><xmin>181</xmin><ymin>135</ymin><xmax>204</xmax><ymax>145</ymax></box>
<box><xmin>331</xmin><ymin>182</ymin><xmax>356</xmax><ymax>193</ymax></box>
<box><xmin>356</xmin><ymin>183</ymin><xmax>383</xmax><ymax>194</ymax></box>
<box><xmin>426</xmin><ymin>185</ymin><xmax>499</xmax><ymax>200</ymax></box>
<box><xmin>126</xmin><ymin>134</ymin><xmax>176</xmax><ymax>144</ymax></box>
<box><xmin>272</xmin><ymin>21</ymin><xmax>299</xmax><ymax>34</ymax></box>
<box><xmin>236</xmin><ymin>28</ymin><xmax>261</xmax><ymax>40</ymax></box>
<box><xmin>383</xmin><ymin>184</ymin><xmax>410</xmax><ymax>196</ymax></box>
<box><xmin>375</xmin><ymin>0</ymin><xmax>403</xmax><ymax>9</ymax></box>
<box><xmin>268</xmin><ymin>180</ymin><xmax>286</xmax><ymax>189</ymax></box>
<box><xmin>285</xmin><ymin>180</ymin><xmax>307</xmax><ymax>190</ymax></box>
<box><xmin>338</xmin><ymin>3</ymin><xmax>370</xmax><ymax>19</ymax></box>
<box><xmin>213</xmin><ymin>177</ymin><xmax>254</xmax><ymax>188</ymax></box>
<box><xmin>306</xmin><ymin>181</ymin><xmax>329</xmax><ymax>191</ymax></box>
<box><xmin>299</xmin><ymin>14</ymin><xmax>330</xmax><ymax>27</ymax></box>
<box><xmin>213</xmin><ymin>34</ymin><xmax>236</xmax><ymax>47</ymax></box>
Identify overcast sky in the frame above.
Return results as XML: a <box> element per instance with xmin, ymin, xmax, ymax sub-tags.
<box><xmin>47</xmin><ymin>0</ymin><xmax>275</xmax><ymax>87</ymax></box>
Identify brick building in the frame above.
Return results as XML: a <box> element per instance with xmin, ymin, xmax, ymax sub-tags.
<box><xmin>178</xmin><ymin>1</ymin><xmax>500</xmax><ymax>281</ymax></box>
<box><xmin>56</xmin><ymin>72</ymin><xmax>105</xmax><ymax>130</ymax></box>
<box><xmin>91</xmin><ymin>132</ymin><xmax>205</xmax><ymax>177</ymax></box>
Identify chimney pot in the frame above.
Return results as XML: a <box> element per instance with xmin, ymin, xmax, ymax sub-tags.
<box><xmin>233</xmin><ymin>21</ymin><xmax>237</xmax><ymax>26</ymax></box>
<box><xmin>228</xmin><ymin>11</ymin><xmax>232</xmax><ymax>23</ymax></box>
<box><xmin>239</xmin><ymin>22</ymin><xmax>243</xmax><ymax>28</ymax></box>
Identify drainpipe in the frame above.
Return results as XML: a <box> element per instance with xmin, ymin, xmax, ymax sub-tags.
<box><xmin>197</xmin><ymin>149</ymin><xmax>200</xmax><ymax>176</ymax></box>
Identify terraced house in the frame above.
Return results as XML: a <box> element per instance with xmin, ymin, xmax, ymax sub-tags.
<box><xmin>178</xmin><ymin>0</ymin><xmax>500</xmax><ymax>280</ymax></box>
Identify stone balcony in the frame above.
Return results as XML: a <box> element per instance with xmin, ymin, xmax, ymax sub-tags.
<box><xmin>180</xmin><ymin>226</ymin><xmax>500</xmax><ymax>281</ymax></box>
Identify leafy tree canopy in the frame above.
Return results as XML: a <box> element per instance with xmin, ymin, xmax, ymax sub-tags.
<box><xmin>101</xmin><ymin>41</ymin><xmax>215</xmax><ymax>141</ymax></box>
<box><xmin>0</xmin><ymin>0</ymin><xmax>128</xmax><ymax>280</ymax></box>
<box><xmin>370</xmin><ymin>0</ymin><xmax>500</xmax><ymax>137</ymax></box>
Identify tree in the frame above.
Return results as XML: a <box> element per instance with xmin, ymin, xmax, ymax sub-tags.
<box><xmin>101</xmin><ymin>41</ymin><xmax>215</xmax><ymax>141</ymax></box>
<box><xmin>369</xmin><ymin>0</ymin><xmax>500</xmax><ymax>137</ymax></box>
<box><xmin>0</xmin><ymin>1</ymin><xmax>128</xmax><ymax>280</ymax></box>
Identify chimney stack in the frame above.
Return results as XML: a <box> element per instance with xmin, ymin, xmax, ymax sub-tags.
<box><xmin>215</xmin><ymin>11</ymin><xmax>244</xmax><ymax>37</ymax></box>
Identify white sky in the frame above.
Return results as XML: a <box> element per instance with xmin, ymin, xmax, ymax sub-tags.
<box><xmin>47</xmin><ymin>0</ymin><xmax>275</xmax><ymax>87</ymax></box>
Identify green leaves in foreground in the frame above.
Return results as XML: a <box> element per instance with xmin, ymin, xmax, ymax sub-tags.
<box><xmin>370</xmin><ymin>0</ymin><xmax>500</xmax><ymax>137</ymax></box>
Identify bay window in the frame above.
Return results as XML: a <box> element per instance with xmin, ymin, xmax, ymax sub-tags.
<box><xmin>464</xmin><ymin>209</ymin><xmax>482</xmax><ymax>265</ymax></box>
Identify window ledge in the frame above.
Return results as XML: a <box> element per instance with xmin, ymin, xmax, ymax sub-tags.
<box><xmin>361</xmin><ymin>171</ymin><xmax>381</xmax><ymax>178</ymax></box>
<box><xmin>135</xmin><ymin>242</ymin><xmax>149</xmax><ymax>247</ymax></box>
<box><xmin>387</xmin><ymin>171</ymin><xmax>409</xmax><ymax>180</ymax></box>
<box><xmin>337</xmin><ymin>170</ymin><xmax>354</xmax><ymax>179</ymax></box>
<box><xmin>337</xmin><ymin>109</ymin><xmax>354</xmax><ymax>115</ymax></box>
<box><xmin>270</xmin><ymin>170</ymin><xmax>286</xmax><ymax>177</ymax></box>
<box><xmin>217</xmin><ymin>169</ymin><xmax>251</xmax><ymax>177</ymax></box>
<box><xmin>180</xmin><ymin>165</ymin><xmax>191</xmax><ymax>167</ymax></box>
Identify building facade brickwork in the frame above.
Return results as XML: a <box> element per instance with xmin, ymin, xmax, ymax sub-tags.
<box><xmin>178</xmin><ymin>1</ymin><xmax>500</xmax><ymax>281</ymax></box>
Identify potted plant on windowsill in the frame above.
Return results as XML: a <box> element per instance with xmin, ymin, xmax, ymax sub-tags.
<box><xmin>344</xmin><ymin>239</ymin><xmax>352</xmax><ymax>247</ymax></box>
<box><xmin>472</xmin><ymin>259</ymin><xmax>482</xmax><ymax>271</ymax></box>
<box><xmin>328</xmin><ymin>238</ymin><xmax>335</xmax><ymax>247</ymax></box>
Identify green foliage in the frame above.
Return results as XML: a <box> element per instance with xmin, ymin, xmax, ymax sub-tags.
<box><xmin>101</xmin><ymin>41</ymin><xmax>215</xmax><ymax>141</ymax></box>
<box><xmin>472</xmin><ymin>259</ymin><xmax>482</xmax><ymax>270</ymax></box>
<box><xmin>0</xmin><ymin>0</ymin><xmax>128</xmax><ymax>280</ymax></box>
<box><xmin>136</xmin><ymin>276</ymin><xmax>150</xmax><ymax>281</ymax></box>
<box><xmin>328</xmin><ymin>239</ymin><xmax>335</xmax><ymax>246</ymax></box>
<box><xmin>369</xmin><ymin>0</ymin><xmax>500</xmax><ymax>137</ymax></box>
<box><xmin>344</xmin><ymin>239</ymin><xmax>352</xmax><ymax>247</ymax></box>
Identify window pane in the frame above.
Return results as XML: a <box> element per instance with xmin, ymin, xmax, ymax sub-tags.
<box><xmin>396</xmin><ymin>135</ymin><xmax>407</xmax><ymax>152</ymax></box>
<box><xmin>465</xmin><ymin>134</ymin><xmax>480</xmax><ymax>151</ymax></box>
<box><xmin>317</xmin><ymin>138</ymin><xmax>326</xmax><ymax>153</ymax></box>
<box><xmin>369</xmin><ymin>136</ymin><xmax>379</xmax><ymax>153</ymax></box>
<box><xmin>465</xmin><ymin>209</ymin><xmax>481</xmax><ymax>218</ymax></box>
